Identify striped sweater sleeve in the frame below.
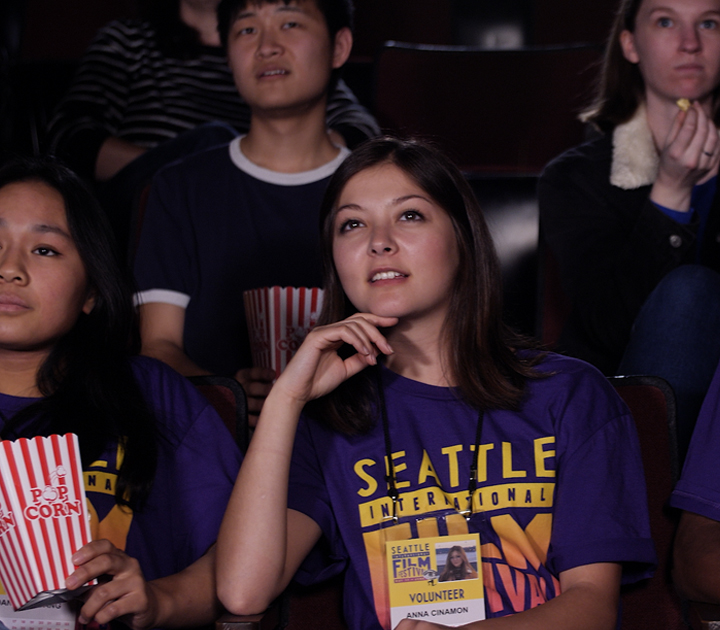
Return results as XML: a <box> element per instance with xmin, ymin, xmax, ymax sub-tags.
<box><xmin>46</xmin><ymin>20</ymin><xmax>137</xmax><ymax>177</ymax></box>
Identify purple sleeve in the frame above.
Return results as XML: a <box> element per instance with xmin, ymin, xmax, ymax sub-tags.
<box><xmin>287</xmin><ymin>416</ymin><xmax>347</xmax><ymax>584</ymax></box>
<box><xmin>670</xmin><ymin>362</ymin><xmax>720</xmax><ymax>520</ymax></box>
<box><xmin>134</xmin><ymin>358</ymin><xmax>243</xmax><ymax>574</ymax></box>
<box><xmin>168</xmin><ymin>400</ymin><xmax>242</xmax><ymax>561</ymax></box>
<box><xmin>547</xmin><ymin>372</ymin><xmax>656</xmax><ymax>582</ymax></box>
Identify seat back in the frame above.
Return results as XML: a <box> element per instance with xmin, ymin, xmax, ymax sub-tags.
<box><xmin>535</xmin><ymin>238</ymin><xmax>572</xmax><ymax>347</ymax></box>
<box><xmin>283</xmin><ymin>575</ymin><xmax>347</xmax><ymax>630</ymax></box>
<box><xmin>466</xmin><ymin>174</ymin><xmax>539</xmax><ymax>336</ymax></box>
<box><xmin>188</xmin><ymin>375</ymin><xmax>249</xmax><ymax>453</ymax></box>
<box><xmin>373</xmin><ymin>42</ymin><xmax>601</xmax><ymax>173</ymax></box>
<box><xmin>609</xmin><ymin>376</ymin><xmax>683</xmax><ymax>630</ymax></box>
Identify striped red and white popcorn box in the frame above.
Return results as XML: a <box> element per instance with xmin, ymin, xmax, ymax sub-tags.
<box><xmin>244</xmin><ymin>286</ymin><xmax>324</xmax><ymax>379</ymax></box>
<box><xmin>0</xmin><ymin>434</ymin><xmax>94</xmax><ymax>612</ymax></box>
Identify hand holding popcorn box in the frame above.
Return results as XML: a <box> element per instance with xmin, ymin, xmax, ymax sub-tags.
<box><xmin>0</xmin><ymin>434</ymin><xmax>93</xmax><ymax>612</ymax></box>
<box><xmin>244</xmin><ymin>286</ymin><xmax>324</xmax><ymax>378</ymax></box>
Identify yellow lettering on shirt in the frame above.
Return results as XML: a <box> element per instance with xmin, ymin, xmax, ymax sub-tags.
<box><xmin>441</xmin><ymin>445</ymin><xmax>463</xmax><ymax>487</ymax></box>
<box><xmin>84</xmin><ymin>471</ymin><xmax>116</xmax><ymax>496</ymax></box>
<box><xmin>534</xmin><ymin>437</ymin><xmax>556</xmax><ymax>478</ymax></box>
<box><xmin>417</xmin><ymin>450</ymin><xmax>442</xmax><ymax>486</ymax></box>
<box><xmin>355</xmin><ymin>459</ymin><xmax>379</xmax><ymax>497</ymax></box>
<box><xmin>357</xmin><ymin>483</ymin><xmax>555</xmax><ymax>528</ymax></box>
<box><xmin>384</xmin><ymin>451</ymin><xmax>410</xmax><ymax>489</ymax></box>
<box><xmin>502</xmin><ymin>442</ymin><xmax>527</xmax><ymax>478</ymax></box>
<box><xmin>476</xmin><ymin>444</ymin><xmax>494</xmax><ymax>482</ymax></box>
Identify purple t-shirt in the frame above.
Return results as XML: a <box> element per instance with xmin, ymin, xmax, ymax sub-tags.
<box><xmin>0</xmin><ymin>356</ymin><xmax>242</xmax><ymax>583</ymax></box>
<box><xmin>288</xmin><ymin>353</ymin><xmax>655</xmax><ymax>630</ymax></box>
<box><xmin>670</xmin><ymin>361</ymin><xmax>720</xmax><ymax>519</ymax></box>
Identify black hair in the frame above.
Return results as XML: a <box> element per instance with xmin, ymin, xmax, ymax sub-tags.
<box><xmin>217</xmin><ymin>0</ymin><xmax>353</xmax><ymax>48</ymax></box>
<box><xmin>306</xmin><ymin>137</ymin><xmax>542</xmax><ymax>434</ymax></box>
<box><xmin>140</xmin><ymin>0</ymin><xmax>207</xmax><ymax>59</ymax></box>
<box><xmin>0</xmin><ymin>156</ymin><xmax>157</xmax><ymax>509</ymax></box>
<box><xmin>217</xmin><ymin>0</ymin><xmax>352</xmax><ymax>98</ymax></box>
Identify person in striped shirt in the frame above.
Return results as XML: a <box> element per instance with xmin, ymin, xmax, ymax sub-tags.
<box><xmin>46</xmin><ymin>0</ymin><xmax>378</xmax><ymax>183</ymax></box>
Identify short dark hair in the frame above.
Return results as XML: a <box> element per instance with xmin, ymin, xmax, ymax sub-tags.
<box><xmin>140</xmin><ymin>0</ymin><xmax>205</xmax><ymax>59</ymax></box>
<box><xmin>217</xmin><ymin>0</ymin><xmax>354</xmax><ymax>49</ymax></box>
<box><xmin>307</xmin><ymin>137</ymin><xmax>542</xmax><ymax>434</ymax></box>
<box><xmin>583</xmin><ymin>0</ymin><xmax>720</xmax><ymax>130</ymax></box>
<box><xmin>0</xmin><ymin>156</ymin><xmax>157</xmax><ymax>509</ymax></box>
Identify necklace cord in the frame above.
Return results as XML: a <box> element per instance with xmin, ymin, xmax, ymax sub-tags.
<box><xmin>377</xmin><ymin>366</ymin><xmax>400</xmax><ymax>520</ymax></box>
<box><xmin>376</xmin><ymin>365</ymin><xmax>484</xmax><ymax>521</ymax></box>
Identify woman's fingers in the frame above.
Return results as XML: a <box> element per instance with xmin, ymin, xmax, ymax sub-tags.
<box><xmin>67</xmin><ymin>540</ymin><xmax>154</xmax><ymax>628</ymax></box>
<box><xmin>275</xmin><ymin>313</ymin><xmax>397</xmax><ymax>402</ymax></box>
<box><xmin>306</xmin><ymin>314</ymin><xmax>396</xmax><ymax>357</ymax></box>
<box><xmin>658</xmin><ymin>102</ymin><xmax>719</xmax><ymax>194</ymax></box>
<box><xmin>687</xmin><ymin>105</ymin><xmax>709</xmax><ymax>157</ymax></box>
<box><xmin>700</xmin><ymin>117</ymin><xmax>720</xmax><ymax>166</ymax></box>
<box><xmin>668</xmin><ymin>106</ymin><xmax>694</xmax><ymax>152</ymax></box>
<box><xmin>665</xmin><ymin>106</ymin><xmax>687</xmax><ymax>146</ymax></box>
<box><xmin>67</xmin><ymin>540</ymin><xmax>118</xmax><ymax>589</ymax></box>
<box><xmin>77</xmin><ymin>567</ymin><xmax>147</xmax><ymax>625</ymax></box>
<box><xmin>330</xmin><ymin>313</ymin><xmax>397</xmax><ymax>356</ymax></box>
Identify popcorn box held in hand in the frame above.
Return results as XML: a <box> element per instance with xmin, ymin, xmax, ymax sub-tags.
<box><xmin>244</xmin><ymin>286</ymin><xmax>324</xmax><ymax>378</ymax></box>
<box><xmin>0</xmin><ymin>583</ymin><xmax>77</xmax><ymax>630</ymax></box>
<box><xmin>0</xmin><ymin>434</ymin><xmax>94</xmax><ymax>611</ymax></box>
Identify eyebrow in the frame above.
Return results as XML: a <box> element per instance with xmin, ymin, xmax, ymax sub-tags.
<box><xmin>336</xmin><ymin>194</ymin><xmax>433</xmax><ymax>213</ymax></box>
<box><xmin>647</xmin><ymin>6</ymin><xmax>720</xmax><ymax>13</ymax></box>
<box><xmin>275</xmin><ymin>5</ymin><xmax>306</xmax><ymax>14</ymax></box>
<box><xmin>34</xmin><ymin>224</ymin><xmax>73</xmax><ymax>239</ymax></box>
<box><xmin>0</xmin><ymin>218</ymin><xmax>72</xmax><ymax>240</ymax></box>
<box><xmin>236</xmin><ymin>4</ymin><xmax>306</xmax><ymax>20</ymax></box>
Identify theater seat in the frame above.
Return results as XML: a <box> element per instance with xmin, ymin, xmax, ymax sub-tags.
<box><xmin>373</xmin><ymin>42</ymin><xmax>601</xmax><ymax>174</ymax></box>
<box><xmin>609</xmin><ymin>375</ymin><xmax>683</xmax><ymax>630</ymax></box>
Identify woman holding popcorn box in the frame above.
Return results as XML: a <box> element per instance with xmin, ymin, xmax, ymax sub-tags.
<box><xmin>539</xmin><ymin>0</ymin><xmax>720</xmax><ymax>458</ymax></box>
<box><xmin>0</xmin><ymin>156</ymin><xmax>241</xmax><ymax>628</ymax></box>
<box><xmin>216</xmin><ymin>137</ymin><xmax>656</xmax><ymax>630</ymax></box>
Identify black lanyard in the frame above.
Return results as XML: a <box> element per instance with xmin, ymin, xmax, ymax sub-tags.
<box><xmin>376</xmin><ymin>366</ymin><xmax>484</xmax><ymax>522</ymax></box>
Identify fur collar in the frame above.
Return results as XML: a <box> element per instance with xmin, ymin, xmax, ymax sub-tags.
<box><xmin>610</xmin><ymin>104</ymin><xmax>658</xmax><ymax>189</ymax></box>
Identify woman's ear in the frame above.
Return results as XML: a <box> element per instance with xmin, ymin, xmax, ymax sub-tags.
<box><xmin>620</xmin><ymin>30</ymin><xmax>640</xmax><ymax>64</ymax></box>
<box><xmin>82</xmin><ymin>291</ymin><xmax>96</xmax><ymax>315</ymax></box>
<box><xmin>332</xmin><ymin>27</ymin><xmax>353</xmax><ymax>70</ymax></box>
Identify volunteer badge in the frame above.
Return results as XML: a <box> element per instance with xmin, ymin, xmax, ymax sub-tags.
<box><xmin>386</xmin><ymin>533</ymin><xmax>484</xmax><ymax>628</ymax></box>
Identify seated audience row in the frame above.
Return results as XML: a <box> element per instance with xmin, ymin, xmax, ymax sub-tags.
<box><xmin>0</xmin><ymin>138</ymin><xmax>657</xmax><ymax>629</ymax></box>
<box><xmin>45</xmin><ymin>0</ymin><xmax>379</xmax><ymax>252</ymax></box>
<box><xmin>3</xmin><ymin>0</ymin><xmax>720</xmax><ymax>627</ymax></box>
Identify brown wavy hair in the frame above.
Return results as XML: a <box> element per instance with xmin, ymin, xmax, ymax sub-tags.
<box><xmin>582</xmin><ymin>0</ymin><xmax>720</xmax><ymax>131</ymax></box>
<box><xmin>439</xmin><ymin>545</ymin><xmax>478</xmax><ymax>582</ymax></box>
<box><xmin>305</xmin><ymin>137</ymin><xmax>543</xmax><ymax>434</ymax></box>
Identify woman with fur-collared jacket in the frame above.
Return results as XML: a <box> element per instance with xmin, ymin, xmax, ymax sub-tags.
<box><xmin>539</xmin><ymin>0</ymin><xmax>720</xmax><ymax>456</ymax></box>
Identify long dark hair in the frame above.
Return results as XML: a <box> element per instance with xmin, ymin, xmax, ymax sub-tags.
<box><xmin>0</xmin><ymin>157</ymin><xmax>157</xmax><ymax>509</ymax></box>
<box><xmin>582</xmin><ymin>0</ymin><xmax>720</xmax><ymax>131</ymax></box>
<box><xmin>306</xmin><ymin>137</ymin><xmax>542</xmax><ymax>434</ymax></box>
